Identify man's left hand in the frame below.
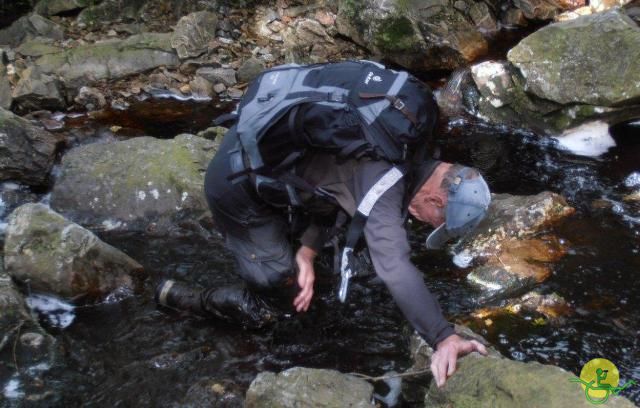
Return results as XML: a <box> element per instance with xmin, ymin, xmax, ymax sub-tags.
<box><xmin>430</xmin><ymin>334</ymin><xmax>488</xmax><ymax>388</ymax></box>
<box><xmin>293</xmin><ymin>246</ymin><xmax>316</xmax><ymax>312</ymax></box>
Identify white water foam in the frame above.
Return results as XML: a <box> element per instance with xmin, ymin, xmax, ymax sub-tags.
<box><xmin>25</xmin><ymin>294</ymin><xmax>75</xmax><ymax>329</ymax></box>
<box><xmin>624</xmin><ymin>172</ymin><xmax>640</xmax><ymax>188</ymax></box>
<box><xmin>553</xmin><ymin>121</ymin><xmax>616</xmax><ymax>157</ymax></box>
<box><xmin>3</xmin><ymin>378</ymin><xmax>24</xmax><ymax>399</ymax></box>
<box><xmin>452</xmin><ymin>250</ymin><xmax>474</xmax><ymax>269</ymax></box>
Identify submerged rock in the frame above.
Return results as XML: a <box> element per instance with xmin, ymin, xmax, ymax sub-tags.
<box><xmin>0</xmin><ymin>261</ymin><xmax>61</xmax><ymax>405</ymax></box>
<box><xmin>50</xmin><ymin>134</ymin><xmax>218</xmax><ymax>244</ymax></box>
<box><xmin>0</xmin><ymin>108</ymin><xmax>61</xmax><ymax>186</ymax></box>
<box><xmin>0</xmin><ymin>14</ymin><xmax>64</xmax><ymax>48</ymax></box>
<box><xmin>471</xmin><ymin>291</ymin><xmax>573</xmax><ymax>324</ymax></box>
<box><xmin>246</xmin><ymin>367</ymin><xmax>374</xmax><ymax>408</ymax></box>
<box><xmin>4</xmin><ymin>203</ymin><xmax>142</xmax><ymax>300</ymax></box>
<box><xmin>180</xmin><ymin>378</ymin><xmax>244</xmax><ymax>407</ymax></box>
<box><xmin>453</xmin><ymin>192</ymin><xmax>574</xmax><ymax>302</ymax></box>
<box><xmin>171</xmin><ymin>11</ymin><xmax>219</xmax><ymax>59</ymax></box>
<box><xmin>508</xmin><ymin>10</ymin><xmax>640</xmax><ymax>106</ymax></box>
<box><xmin>36</xmin><ymin>33</ymin><xmax>179</xmax><ymax>89</ymax></box>
<box><xmin>335</xmin><ymin>0</ymin><xmax>490</xmax><ymax>71</ymax></box>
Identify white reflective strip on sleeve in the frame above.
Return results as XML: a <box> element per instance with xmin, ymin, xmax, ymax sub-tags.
<box><xmin>357</xmin><ymin>167</ymin><xmax>404</xmax><ymax>216</ymax></box>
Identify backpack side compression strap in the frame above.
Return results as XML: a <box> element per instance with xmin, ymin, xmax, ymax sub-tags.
<box><xmin>338</xmin><ymin>166</ymin><xmax>405</xmax><ymax>302</ymax></box>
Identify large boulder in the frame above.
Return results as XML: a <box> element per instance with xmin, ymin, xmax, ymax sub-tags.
<box><xmin>452</xmin><ymin>192</ymin><xmax>574</xmax><ymax>302</ymax></box>
<box><xmin>0</xmin><ymin>14</ymin><xmax>64</xmax><ymax>48</ymax></box>
<box><xmin>171</xmin><ymin>11</ymin><xmax>219</xmax><ymax>59</ymax></box>
<box><xmin>508</xmin><ymin>10</ymin><xmax>640</xmax><ymax>107</ymax></box>
<box><xmin>4</xmin><ymin>203</ymin><xmax>142</xmax><ymax>300</ymax></box>
<box><xmin>12</xmin><ymin>65</ymin><xmax>66</xmax><ymax>113</ymax></box>
<box><xmin>246</xmin><ymin>367</ymin><xmax>374</xmax><ymax>408</ymax></box>
<box><xmin>36</xmin><ymin>33</ymin><xmax>179</xmax><ymax>89</ymax></box>
<box><xmin>336</xmin><ymin>0</ymin><xmax>492</xmax><ymax>71</ymax></box>
<box><xmin>0</xmin><ymin>108</ymin><xmax>61</xmax><ymax>186</ymax></box>
<box><xmin>406</xmin><ymin>326</ymin><xmax>635</xmax><ymax>408</ymax></box>
<box><xmin>34</xmin><ymin>0</ymin><xmax>94</xmax><ymax>16</ymax></box>
<box><xmin>50</xmin><ymin>134</ymin><xmax>218</xmax><ymax>244</ymax></box>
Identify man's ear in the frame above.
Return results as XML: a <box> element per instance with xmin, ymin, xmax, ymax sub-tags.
<box><xmin>428</xmin><ymin>194</ymin><xmax>446</xmax><ymax>208</ymax></box>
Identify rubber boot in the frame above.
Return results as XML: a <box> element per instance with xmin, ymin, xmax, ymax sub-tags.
<box><xmin>155</xmin><ymin>279</ymin><xmax>205</xmax><ymax>314</ymax></box>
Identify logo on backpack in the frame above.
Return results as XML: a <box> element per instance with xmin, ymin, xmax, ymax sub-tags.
<box><xmin>364</xmin><ymin>71</ymin><xmax>382</xmax><ymax>85</ymax></box>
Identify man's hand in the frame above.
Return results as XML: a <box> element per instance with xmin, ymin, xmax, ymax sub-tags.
<box><xmin>430</xmin><ymin>334</ymin><xmax>488</xmax><ymax>388</ymax></box>
<box><xmin>293</xmin><ymin>246</ymin><xmax>317</xmax><ymax>312</ymax></box>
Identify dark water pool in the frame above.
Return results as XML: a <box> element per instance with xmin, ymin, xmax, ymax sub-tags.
<box><xmin>3</xmin><ymin>96</ymin><xmax>640</xmax><ymax>406</ymax></box>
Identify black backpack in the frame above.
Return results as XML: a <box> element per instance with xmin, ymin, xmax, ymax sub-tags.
<box><xmin>225</xmin><ymin>60</ymin><xmax>438</xmax><ymax>206</ymax></box>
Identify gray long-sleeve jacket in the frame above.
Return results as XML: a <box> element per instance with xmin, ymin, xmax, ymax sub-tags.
<box><xmin>298</xmin><ymin>153</ymin><xmax>455</xmax><ymax>348</ymax></box>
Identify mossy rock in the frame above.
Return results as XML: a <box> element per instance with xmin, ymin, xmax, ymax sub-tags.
<box><xmin>36</xmin><ymin>33</ymin><xmax>178</xmax><ymax>88</ymax></box>
<box><xmin>50</xmin><ymin>134</ymin><xmax>219</xmax><ymax>240</ymax></box>
<box><xmin>508</xmin><ymin>10</ymin><xmax>640</xmax><ymax>106</ymax></box>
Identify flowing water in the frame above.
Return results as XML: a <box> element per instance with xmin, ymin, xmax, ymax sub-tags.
<box><xmin>2</xmin><ymin>93</ymin><xmax>640</xmax><ymax>406</ymax></box>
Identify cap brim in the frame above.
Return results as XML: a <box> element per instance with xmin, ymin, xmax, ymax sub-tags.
<box><xmin>425</xmin><ymin>223</ymin><xmax>453</xmax><ymax>250</ymax></box>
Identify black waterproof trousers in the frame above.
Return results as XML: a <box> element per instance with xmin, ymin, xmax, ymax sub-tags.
<box><xmin>202</xmin><ymin>126</ymin><xmax>298</xmax><ymax>327</ymax></box>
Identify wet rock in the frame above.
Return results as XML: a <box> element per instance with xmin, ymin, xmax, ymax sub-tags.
<box><xmin>36</xmin><ymin>33</ymin><xmax>179</xmax><ymax>89</ymax></box>
<box><xmin>197</xmin><ymin>126</ymin><xmax>227</xmax><ymax>141</ymax></box>
<box><xmin>171</xmin><ymin>11</ymin><xmax>219</xmax><ymax>59</ymax></box>
<box><xmin>236</xmin><ymin>57</ymin><xmax>265</xmax><ymax>84</ymax></box>
<box><xmin>34</xmin><ymin>0</ymin><xmax>93</xmax><ymax>16</ymax></box>
<box><xmin>189</xmin><ymin>76</ymin><xmax>214</xmax><ymax>100</ymax></box>
<box><xmin>12</xmin><ymin>65</ymin><xmax>66</xmax><ymax>113</ymax></box>
<box><xmin>508</xmin><ymin>10</ymin><xmax>640</xmax><ymax>106</ymax></box>
<box><xmin>513</xmin><ymin>0</ymin><xmax>585</xmax><ymax>20</ymax></box>
<box><xmin>453</xmin><ymin>192</ymin><xmax>574</xmax><ymax>302</ymax></box>
<box><xmin>0</xmin><ymin>260</ymin><xmax>60</xmax><ymax>395</ymax></box>
<box><xmin>180</xmin><ymin>378</ymin><xmax>244</xmax><ymax>407</ymax></box>
<box><xmin>4</xmin><ymin>203</ymin><xmax>142</xmax><ymax>300</ymax></box>
<box><xmin>502</xmin><ymin>7</ymin><xmax>529</xmax><ymax>27</ymax></box>
<box><xmin>336</xmin><ymin>0</ymin><xmax>489</xmax><ymax>71</ymax></box>
<box><xmin>0</xmin><ymin>108</ymin><xmax>61</xmax><ymax>186</ymax></box>
<box><xmin>0</xmin><ymin>182</ymin><xmax>39</xmax><ymax>221</ymax></box>
<box><xmin>407</xmin><ymin>326</ymin><xmax>635</xmax><ymax>407</ymax></box>
<box><xmin>0</xmin><ymin>14</ymin><xmax>64</xmax><ymax>48</ymax></box>
<box><xmin>196</xmin><ymin>67</ymin><xmax>237</xmax><ymax>87</ymax></box>
<box><xmin>246</xmin><ymin>367</ymin><xmax>374</xmax><ymax>408</ymax></box>
<box><xmin>49</xmin><ymin>134</ymin><xmax>219</xmax><ymax>243</ymax></box>
<box><xmin>471</xmin><ymin>291</ymin><xmax>572</xmax><ymax>324</ymax></box>
<box><xmin>74</xmin><ymin>86</ymin><xmax>107</xmax><ymax>111</ymax></box>
<box><xmin>15</xmin><ymin>38</ymin><xmax>62</xmax><ymax>58</ymax></box>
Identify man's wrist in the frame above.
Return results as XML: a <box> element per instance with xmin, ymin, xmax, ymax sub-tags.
<box><xmin>297</xmin><ymin>245</ymin><xmax>317</xmax><ymax>261</ymax></box>
<box><xmin>436</xmin><ymin>333</ymin><xmax>460</xmax><ymax>350</ymax></box>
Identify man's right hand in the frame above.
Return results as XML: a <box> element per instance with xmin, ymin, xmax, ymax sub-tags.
<box><xmin>293</xmin><ymin>246</ymin><xmax>317</xmax><ymax>312</ymax></box>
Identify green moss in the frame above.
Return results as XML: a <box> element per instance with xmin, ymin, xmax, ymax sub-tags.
<box><xmin>375</xmin><ymin>15</ymin><xmax>419</xmax><ymax>52</ymax></box>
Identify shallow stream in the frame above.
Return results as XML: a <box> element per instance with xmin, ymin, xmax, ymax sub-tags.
<box><xmin>2</xmin><ymin>90</ymin><xmax>640</xmax><ymax>407</ymax></box>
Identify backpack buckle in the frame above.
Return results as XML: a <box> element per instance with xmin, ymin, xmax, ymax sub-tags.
<box><xmin>393</xmin><ymin>98</ymin><xmax>405</xmax><ymax>111</ymax></box>
<box><xmin>328</xmin><ymin>92</ymin><xmax>345</xmax><ymax>103</ymax></box>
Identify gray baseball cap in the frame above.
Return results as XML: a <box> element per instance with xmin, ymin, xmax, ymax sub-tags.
<box><xmin>425</xmin><ymin>167</ymin><xmax>491</xmax><ymax>250</ymax></box>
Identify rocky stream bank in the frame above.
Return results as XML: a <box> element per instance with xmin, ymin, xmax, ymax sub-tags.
<box><xmin>1</xmin><ymin>0</ymin><xmax>640</xmax><ymax>406</ymax></box>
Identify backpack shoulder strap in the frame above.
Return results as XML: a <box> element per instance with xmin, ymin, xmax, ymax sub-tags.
<box><xmin>338</xmin><ymin>165</ymin><xmax>406</xmax><ymax>302</ymax></box>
